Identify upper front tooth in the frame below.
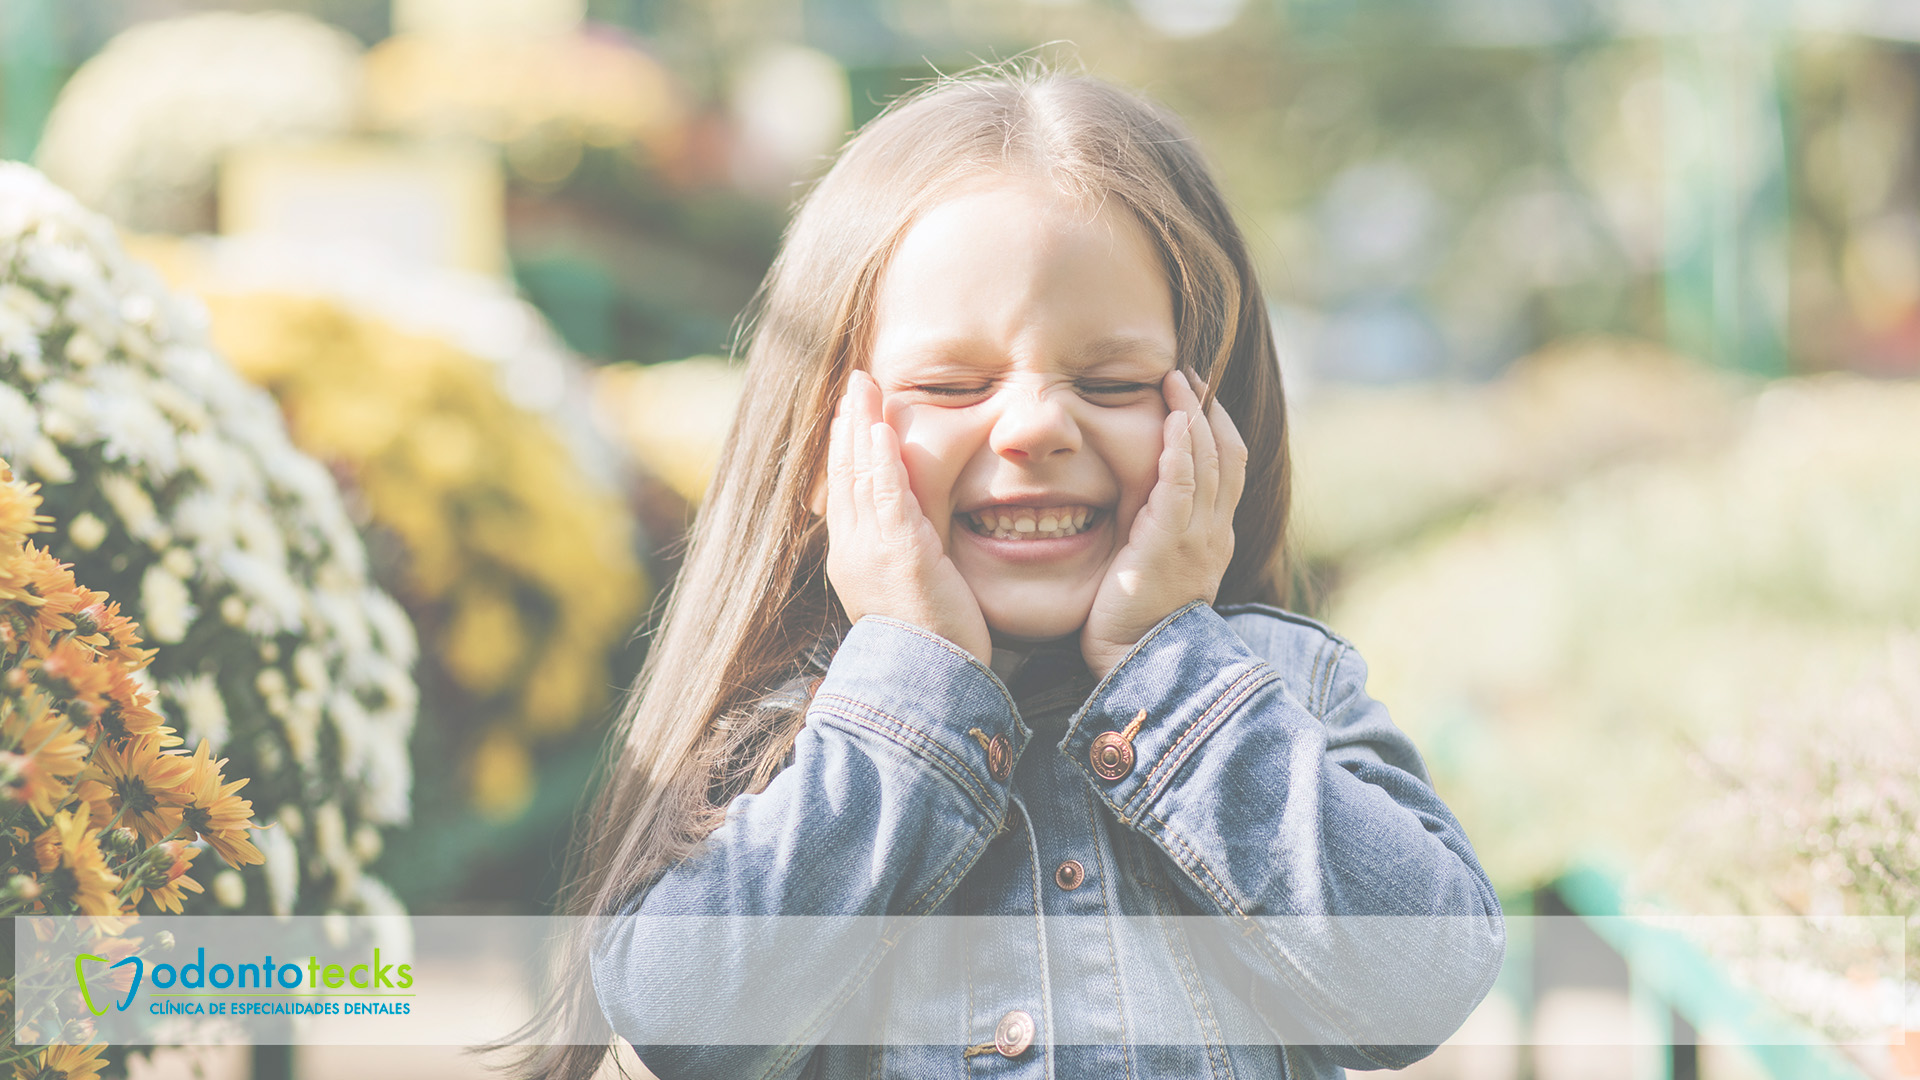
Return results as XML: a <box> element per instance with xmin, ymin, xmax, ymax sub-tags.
<box><xmin>1014</xmin><ymin>518</ymin><xmax>1035</xmax><ymax>533</ymax></box>
<box><xmin>1038</xmin><ymin>515</ymin><xmax>1058</xmax><ymax>531</ymax></box>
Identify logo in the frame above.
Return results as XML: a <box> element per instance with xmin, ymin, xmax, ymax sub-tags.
<box><xmin>73</xmin><ymin>947</ymin><xmax>412</xmax><ymax>1017</ymax></box>
<box><xmin>75</xmin><ymin>953</ymin><xmax>143</xmax><ymax>1016</ymax></box>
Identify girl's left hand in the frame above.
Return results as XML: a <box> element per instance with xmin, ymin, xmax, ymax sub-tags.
<box><xmin>1081</xmin><ymin>368</ymin><xmax>1248</xmax><ymax>680</ymax></box>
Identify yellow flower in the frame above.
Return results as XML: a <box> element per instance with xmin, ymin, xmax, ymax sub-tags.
<box><xmin>178</xmin><ymin>741</ymin><xmax>263</xmax><ymax>867</ymax></box>
<box><xmin>14</xmin><ymin>1042</ymin><xmax>108</xmax><ymax>1080</ymax></box>
<box><xmin>35</xmin><ymin>811</ymin><xmax>124</xmax><ymax>918</ymax></box>
<box><xmin>442</xmin><ymin>585</ymin><xmax>526</xmax><ymax>697</ymax></box>
<box><xmin>129</xmin><ymin>840</ymin><xmax>204</xmax><ymax>914</ymax></box>
<box><xmin>83</xmin><ymin>734</ymin><xmax>193</xmax><ymax>846</ymax></box>
<box><xmin>0</xmin><ymin>465</ymin><xmax>50</xmax><ymax>548</ymax></box>
<box><xmin>0</xmin><ymin>703</ymin><xmax>90</xmax><ymax>817</ymax></box>
<box><xmin>469</xmin><ymin>730</ymin><xmax>533</xmax><ymax>822</ymax></box>
<box><xmin>33</xmin><ymin>637</ymin><xmax>115</xmax><ymax>727</ymax></box>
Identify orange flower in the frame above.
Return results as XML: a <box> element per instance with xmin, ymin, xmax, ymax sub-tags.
<box><xmin>14</xmin><ymin>1042</ymin><xmax>108</xmax><ymax>1080</ymax></box>
<box><xmin>83</xmin><ymin>735</ymin><xmax>192</xmax><ymax>846</ymax></box>
<box><xmin>178</xmin><ymin>741</ymin><xmax>263</xmax><ymax>867</ymax></box>
<box><xmin>25</xmin><ymin>583</ymin><xmax>107</xmax><ymax>655</ymax></box>
<box><xmin>0</xmin><ymin>705</ymin><xmax>89</xmax><ymax>816</ymax></box>
<box><xmin>77</xmin><ymin>601</ymin><xmax>149</xmax><ymax>666</ymax></box>
<box><xmin>96</xmin><ymin>667</ymin><xmax>161</xmax><ymax>743</ymax></box>
<box><xmin>35</xmin><ymin>811</ymin><xmax>124</xmax><ymax>918</ymax></box>
<box><xmin>0</xmin><ymin>544</ymin><xmax>74</xmax><ymax>608</ymax></box>
<box><xmin>33</xmin><ymin>637</ymin><xmax>115</xmax><ymax>723</ymax></box>
<box><xmin>0</xmin><ymin>470</ymin><xmax>50</xmax><ymax>549</ymax></box>
<box><xmin>130</xmin><ymin>840</ymin><xmax>203</xmax><ymax>914</ymax></box>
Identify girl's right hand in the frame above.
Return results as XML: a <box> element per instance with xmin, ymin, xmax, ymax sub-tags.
<box><xmin>823</xmin><ymin>369</ymin><xmax>993</xmax><ymax>665</ymax></box>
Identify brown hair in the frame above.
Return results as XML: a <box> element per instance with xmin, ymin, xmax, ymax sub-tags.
<box><xmin>497</xmin><ymin>59</ymin><xmax>1292</xmax><ymax>1079</ymax></box>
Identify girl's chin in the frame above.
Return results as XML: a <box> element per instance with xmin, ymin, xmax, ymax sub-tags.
<box><xmin>977</xmin><ymin>596</ymin><xmax>1094</xmax><ymax>645</ymax></box>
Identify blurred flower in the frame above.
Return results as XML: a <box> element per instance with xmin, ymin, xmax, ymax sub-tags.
<box><xmin>364</xmin><ymin>29</ymin><xmax>684</xmax><ymax>185</ymax></box>
<box><xmin>591</xmin><ymin>356</ymin><xmax>742</xmax><ymax>503</ymax></box>
<box><xmin>0</xmin><ymin>711</ymin><xmax>88</xmax><ymax>818</ymax></box>
<box><xmin>15</xmin><ymin>1043</ymin><xmax>108</xmax><ymax>1080</ymax></box>
<box><xmin>120</xmin><ymin>246</ymin><xmax>643</xmax><ymax>816</ymax></box>
<box><xmin>0</xmin><ymin>163</ymin><xmax>418</xmax><ymax>918</ymax></box>
<box><xmin>34</xmin><ymin>12</ymin><xmax>362</xmax><ymax>233</ymax></box>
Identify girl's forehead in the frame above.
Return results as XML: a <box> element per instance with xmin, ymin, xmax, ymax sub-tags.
<box><xmin>869</xmin><ymin>185</ymin><xmax>1172</xmax><ymax>350</ymax></box>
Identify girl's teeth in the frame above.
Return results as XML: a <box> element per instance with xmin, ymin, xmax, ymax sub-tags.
<box><xmin>969</xmin><ymin>506</ymin><xmax>1097</xmax><ymax>540</ymax></box>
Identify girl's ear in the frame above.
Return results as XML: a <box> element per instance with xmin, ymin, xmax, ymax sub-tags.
<box><xmin>808</xmin><ymin>473</ymin><xmax>827</xmax><ymax>516</ymax></box>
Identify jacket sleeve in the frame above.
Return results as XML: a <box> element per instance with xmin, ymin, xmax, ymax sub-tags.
<box><xmin>589</xmin><ymin>616</ymin><xmax>1028</xmax><ymax>1080</ymax></box>
<box><xmin>1059</xmin><ymin>600</ymin><xmax>1506</xmax><ymax>1071</ymax></box>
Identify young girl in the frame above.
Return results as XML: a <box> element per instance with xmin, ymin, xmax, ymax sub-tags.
<box><xmin>524</xmin><ymin>64</ymin><xmax>1503</xmax><ymax>1080</ymax></box>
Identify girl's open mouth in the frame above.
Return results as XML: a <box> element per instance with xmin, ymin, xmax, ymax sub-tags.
<box><xmin>960</xmin><ymin>505</ymin><xmax>1104</xmax><ymax>541</ymax></box>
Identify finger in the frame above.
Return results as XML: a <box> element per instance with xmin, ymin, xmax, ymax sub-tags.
<box><xmin>868</xmin><ymin>420</ymin><xmax>917</xmax><ymax>542</ymax></box>
<box><xmin>826</xmin><ymin>411</ymin><xmax>852</xmax><ymax>536</ymax></box>
<box><xmin>1210</xmin><ymin>392</ymin><xmax>1249</xmax><ymax>523</ymax></box>
<box><xmin>849</xmin><ymin>378</ymin><xmax>875</xmax><ymax>533</ymax></box>
<box><xmin>1150</xmin><ymin>405</ymin><xmax>1197</xmax><ymax>534</ymax></box>
<box><xmin>1182</xmin><ymin>369</ymin><xmax>1219</xmax><ymax>513</ymax></box>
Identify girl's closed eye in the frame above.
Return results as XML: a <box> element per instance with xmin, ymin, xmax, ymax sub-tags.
<box><xmin>907</xmin><ymin>380</ymin><xmax>1160</xmax><ymax>402</ymax></box>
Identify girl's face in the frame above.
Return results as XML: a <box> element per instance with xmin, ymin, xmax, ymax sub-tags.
<box><xmin>865</xmin><ymin>178</ymin><xmax>1178</xmax><ymax>643</ymax></box>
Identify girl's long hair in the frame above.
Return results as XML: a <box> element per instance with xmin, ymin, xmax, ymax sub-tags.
<box><xmin>498</xmin><ymin>60</ymin><xmax>1294</xmax><ymax>1079</ymax></box>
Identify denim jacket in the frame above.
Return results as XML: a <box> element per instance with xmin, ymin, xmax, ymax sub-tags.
<box><xmin>591</xmin><ymin>600</ymin><xmax>1505</xmax><ymax>1079</ymax></box>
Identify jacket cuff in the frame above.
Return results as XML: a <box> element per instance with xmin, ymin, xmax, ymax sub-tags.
<box><xmin>1061</xmin><ymin>600</ymin><xmax>1278</xmax><ymax>823</ymax></box>
<box><xmin>810</xmin><ymin>616</ymin><xmax>1028</xmax><ymax>822</ymax></box>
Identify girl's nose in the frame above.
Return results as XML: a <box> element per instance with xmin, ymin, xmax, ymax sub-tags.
<box><xmin>988</xmin><ymin>387</ymin><xmax>1081</xmax><ymax>461</ymax></box>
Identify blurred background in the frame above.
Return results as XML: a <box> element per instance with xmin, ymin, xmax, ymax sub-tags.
<box><xmin>1</xmin><ymin>0</ymin><xmax>1917</xmax><ymax>1078</ymax></box>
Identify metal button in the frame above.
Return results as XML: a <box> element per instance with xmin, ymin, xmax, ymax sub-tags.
<box><xmin>994</xmin><ymin>1009</ymin><xmax>1035</xmax><ymax>1057</ymax></box>
<box><xmin>1054</xmin><ymin>860</ymin><xmax>1084</xmax><ymax>891</ymax></box>
<box><xmin>1088</xmin><ymin>731</ymin><xmax>1135</xmax><ymax>781</ymax></box>
<box><xmin>985</xmin><ymin>734</ymin><xmax>1013</xmax><ymax>782</ymax></box>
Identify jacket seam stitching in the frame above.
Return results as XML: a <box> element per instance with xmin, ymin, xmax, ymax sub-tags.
<box><xmin>1128</xmin><ymin>666</ymin><xmax>1277</xmax><ymax>819</ymax></box>
<box><xmin>1315</xmin><ymin>641</ymin><xmax>1347</xmax><ymax>719</ymax></box>
<box><xmin>856</xmin><ymin>615</ymin><xmax>1022</xmax><ymax>717</ymax></box>
<box><xmin>1143</xmin><ymin>813</ymin><xmax>1391</xmax><ymax>1067</ymax></box>
<box><xmin>1141</xmin><ymin>847</ymin><xmax>1234</xmax><ymax>1080</ymax></box>
<box><xmin>1082</xmin><ymin>787</ymin><xmax>1137</xmax><ymax>1080</ymax></box>
<box><xmin>1305</xmin><ymin>640</ymin><xmax>1328</xmax><ymax>717</ymax></box>
<box><xmin>812</xmin><ymin>696</ymin><xmax>997</xmax><ymax>820</ymax></box>
<box><xmin>1065</xmin><ymin>599</ymin><xmax>1210</xmax><ymax>738</ymax></box>
<box><xmin>906</xmin><ymin>819</ymin><xmax>992</xmax><ymax>918</ymax></box>
<box><xmin>753</xmin><ymin>822</ymin><xmax>990</xmax><ymax>1080</ymax></box>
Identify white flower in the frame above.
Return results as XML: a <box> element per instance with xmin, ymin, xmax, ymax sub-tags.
<box><xmin>161</xmin><ymin>672</ymin><xmax>230</xmax><ymax>748</ymax></box>
<box><xmin>160</xmin><ymin>546</ymin><xmax>195</xmax><ymax>579</ymax></box>
<box><xmin>25</xmin><ymin>437</ymin><xmax>72</xmax><ymax>482</ymax></box>
<box><xmin>4</xmin><ymin>161</ymin><xmax>418</xmax><ymax>916</ymax></box>
<box><xmin>212</xmin><ymin>869</ymin><xmax>246</xmax><ymax>909</ymax></box>
<box><xmin>90</xmin><ymin>364</ymin><xmax>182</xmax><ymax>478</ymax></box>
<box><xmin>63</xmin><ymin>329</ymin><xmax>107</xmax><ymax>368</ymax></box>
<box><xmin>219</xmin><ymin>550</ymin><xmax>305</xmax><ymax>636</ymax></box>
<box><xmin>350</xmin><ymin>824</ymin><xmax>381</xmax><ymax>864</ymax></box>
<box><xmin>0</xmin><ymin>383</ymin><xmax>41</xmax><ymax>459</ymax></box>
<box><xmin>100</xmin><ymin>471</ymin><xmax>162</xmax><ymax>542</ymax></box>
<box><xmin>139</xmin><ymin>563</ymin><xmax>194</xmax><ymax>644</ymax></box>
<box><xmin>67</xmin><ymin>511</ymin><xmax>108</xmax><ymax>551</ymax></box>
<box><xmin>257</xmin><ymin>822</ymin><xmax>299</xmax><ymax>917</ymax></box>
<box><xmin>360</xmin><ymin>723</ymin><xmax>412</xmax><ymax>826</ymax></box>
